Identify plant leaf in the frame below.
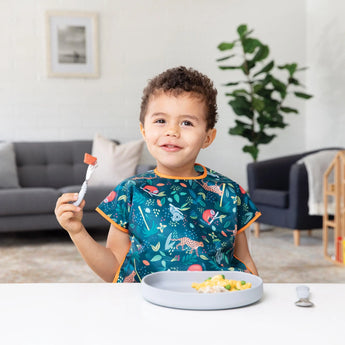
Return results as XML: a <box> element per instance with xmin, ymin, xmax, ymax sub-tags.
<box><xmin>288</xmin><ymin>77</ymin><xmax>300</xmax><ymax>86</ymax></box>
<box><xmin>255</xmin><ymin>131</ymin><xmax>276</xmax><ymax>144</ymax></box>
<box><xmin>261</xmin><ymin>97</ymin><xmax>280</xmax><ymax>115</ymax></box>
<box><xmin>253</xmin><ymin>45</ymin><xmax>269</xmax><ymax>62</ymax></box>
<box><xmin>218</xmin><ymin>65</ymin><xmax>241</xmax><ymax>70</ymax></box>
<box><xmin>217</xmin><ymin>42</ymin><xmax>235</xmax><ymax>51</ymax></box>
<box><xmin>280</xmin><ymin>106</ymin><xmax>298</xmax><ymax>114</ymax></box>
<box><xmin>229</xmin><ymin>96</ymin><xmax>254</xmax><ymax>118</ymax></box>
<box><xmin>226</xmin><ymin>89</ymin><xmax>250</xmax><ymax>96</ymax></box>
<box><xmin>216</xmin><ymin>54</ymin><xmax>235</xmax><ymax>62</ymax></box>
<box><xmin>242</xmin><ymin>38</ymin><xmax>262</xmax><ymax>54</ymax></box>
<box><xmin>278</xmin><ymin>63</ymin><xmax>297</xmax><ymax>76</ymax></box>
<box><xmin>223</xmin><ymin>81</ymin><xmax>240</xmax><ymax>87</ymax></box>
<box><xmin>229</xmin><ymin>121</ymin><xmax>252</xmax><ymax>139</ymax></box>
<box><xmin>237</xmin><ymin>24</ymin><xmax>248</xmax><ymax>37</ymax></box>
<box><xmin>243</xmin><ymin>145</ymin><xmax>259</xmax><ymax>161</ymax></box>
<box><xmin>271</xmin><ymin>77</ymin><xmax>287</xmax><ymax>98</ymax></box>
<box><xmin>253</xmin><ymin>60</ymin><xmax>274</xmax><ymax>77</ymax></box>
<box><xmin>258</xmin><ymin>113</ymin><xmax>287</xmax><ymax>128</ymax></box>
<box><xmin>260</xmin><ymin>89</ymin><xmax>275</xmax><ymax>98</ymax></box>
<box><xmin>254</xmin><ymin>86</ymin><xmax>274</xmax><ymax>98</ymax></box>
<box><xmin>241</xmin><ymin>60</ymin><xmax>256</xmax><ymax>75</ymax></box>
<box><xmin>252</xmin><ymin>97</ymin><xmax>265</xmax><ymax>112</ymax></box>
<box><xmin>294</xmin><ymin>91</ymin><xmax>313</xmax><ymax>99</ymax></box>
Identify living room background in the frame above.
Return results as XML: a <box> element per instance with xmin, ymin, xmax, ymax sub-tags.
<box><xmin>1</xmin><ymin>0</ymin><xmax>343</xmax><ymax>187</ymax></box>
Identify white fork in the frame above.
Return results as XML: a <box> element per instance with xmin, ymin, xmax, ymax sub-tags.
<box><xmin>73</xmin><ymin>163</ymin><xmax>98</xmax><ymax>206</ymax></box>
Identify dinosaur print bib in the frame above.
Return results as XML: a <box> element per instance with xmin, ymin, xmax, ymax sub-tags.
<box><xmin>96</xmin><ymin>164</ymin><xmax>261</xmax><ymax>283</ymax></box>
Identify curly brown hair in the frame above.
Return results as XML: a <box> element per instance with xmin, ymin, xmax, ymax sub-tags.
<box><xmin>140</xmin><ymin>66</ymin><xmax>218</xmax><ymax>130</ymax></box>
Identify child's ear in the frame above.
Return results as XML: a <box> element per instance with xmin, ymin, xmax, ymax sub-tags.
<box><xmin>139</xmin><ymin>123</ymin><xmax>146</xmax><ymax>140</ymax></box>
<box><xmin>202</xmin><ymin>128</ymin><xmax>217</xmax><ymax>149</ymax></box>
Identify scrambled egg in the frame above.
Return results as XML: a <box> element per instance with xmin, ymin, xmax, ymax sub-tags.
<box><xmin>192</xmin><ymin>274</ymin><xmax>252</xmax><ymax>293</ymax></box>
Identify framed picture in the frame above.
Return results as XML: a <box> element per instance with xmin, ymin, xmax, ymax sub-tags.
<box><xmin>46</xmin><ymin>11</ymin><xmax>99</xmax><ymax>78</ymax></box>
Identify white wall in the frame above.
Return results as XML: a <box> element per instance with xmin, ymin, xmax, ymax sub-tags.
<box><xmin>0</xmin><ymin>0</ymin><xmax>307</xmax><ymax>186</ymax></box>
<box><xmin>306</xmin><ymin>0</ymin><xmax>345</xmax><ymax>150</ymax></box>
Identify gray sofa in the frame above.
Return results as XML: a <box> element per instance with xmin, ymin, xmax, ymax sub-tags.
<box><xmin>0</xmin><ymin>140</ymin><xmax>153</xmax><ymax>233</ymax></box>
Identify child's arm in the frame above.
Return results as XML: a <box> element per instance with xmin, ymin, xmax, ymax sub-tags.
<box><xmin>55</xmin><ymin>193</ymin><xmax>130</xmax><ymax>282</ymax></box>
<box><xmin>233</xmin><ymin>231</ymin><xmax>258</xmax><ymax>276</ymax></box>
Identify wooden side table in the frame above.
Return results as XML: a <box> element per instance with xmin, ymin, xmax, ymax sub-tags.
<box><xmin>323</xmin><ymin>150</ymin><xmax>345</xmax><ymax>265</ymax></box>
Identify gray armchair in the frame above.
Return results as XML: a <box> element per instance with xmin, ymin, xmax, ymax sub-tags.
<box><xmin>247</xmin><ymin>148</ymin><xmax>342</xmax><ymax>245</ymax></box>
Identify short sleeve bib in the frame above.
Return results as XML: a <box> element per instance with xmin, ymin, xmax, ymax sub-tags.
<box><xmin>96</xmin><ymin>164</ymin><xmax>261</xmax><ymax>282</ymax></box>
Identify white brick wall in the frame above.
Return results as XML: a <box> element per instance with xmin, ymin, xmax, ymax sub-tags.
<box><xmin>1</xmin><ymin>0</ymin><xmax>308</xmax><ymax>185</ymax></box>
<box><xmin>306</xmin><ymin>0</ymin><xmax>345</xmax><ymax>150</ymax></box>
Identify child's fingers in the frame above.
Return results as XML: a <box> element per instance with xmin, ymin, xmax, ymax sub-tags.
<box><xmin>57</xmin><ymin>210</ymin><xmax>77</xmax><ymax>223</ymax></box>
<box><xmin>55</xmin><ymin>193</ymin><xmax>80</xmax><ymax>216</ymax></box>
<box><xmin>56</xmin><ymin>193</ymin><xmax>78</xmax><ymax>206</ymax></box>
<box><xmin>71</xmin><ymin>197</ymin><xmax>86</xmax><ymax>209</ymax></box>
<box><xmin>55</xmin><ymin>194</ymin><xmax>76</xmax><ymax>211</ymax></box>
<box><xmin>55</xmin><ymin>193</ymin><xmax>85</xmax><ymax>234</ymax></box>
<box><xmin>55</xmin><ymin>202</ymin><xmax>81</xmax><ymax>218</ymax></box>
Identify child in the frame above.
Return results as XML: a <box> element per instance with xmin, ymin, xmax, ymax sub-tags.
<box><xmin>55</xmin><ymin>66</ymin><xmax>261</xmax><ymax>283</ymax></box>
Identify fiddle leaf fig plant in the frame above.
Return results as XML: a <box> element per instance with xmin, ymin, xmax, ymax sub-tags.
<box><xmin>217</xmin><ymin>24</ymin><xmax>312</xmax><ymax>161</ymax></box>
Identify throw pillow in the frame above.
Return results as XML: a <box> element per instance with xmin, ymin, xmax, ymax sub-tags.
<box><xmin>0</xmin><ymin>142</ymin><xmax>20</xmax><ymax>188</ymax></box>
<box><xmin>88</xmin><ymin>133</ymin><xmax>145</xmax><ymax>187</ymax></box>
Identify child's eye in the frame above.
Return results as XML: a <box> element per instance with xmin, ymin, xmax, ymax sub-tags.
<box><xmin>154</xmin><ymin>119</ymin><xmax>166</xmax><ymax>124</ymax></box>
<box><xmin>181</xmin><ymin>120</ymin><xmax>193</xmax><ymax>126</ymax></box>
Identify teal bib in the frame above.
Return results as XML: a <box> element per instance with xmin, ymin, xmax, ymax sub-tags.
<box><xmin>96</xmin><ymin>164</ymin><xmax>260</xmax><ymax>282</ymax></box>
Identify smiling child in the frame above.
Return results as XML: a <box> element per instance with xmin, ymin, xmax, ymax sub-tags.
<box><xmin>55</xmin><ymin>66</ymin><xmax>261</xmax><ymax>282</ymax></box>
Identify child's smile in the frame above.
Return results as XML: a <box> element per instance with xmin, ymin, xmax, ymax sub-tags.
<box><xmin>160</xmin><ymin>144</ymin><xmax>182</xmax><ymax>152</ymax></box>
<box><xmin>140</xmin><ymin>92</ymin><xmax>216</xmax><ymax>177</ymax></box>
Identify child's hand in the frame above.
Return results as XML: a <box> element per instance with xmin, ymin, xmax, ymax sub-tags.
<box><xmin>55</xmin><ymin>193</ymin><xmax>85</xmax><ymax>235</ymax></box>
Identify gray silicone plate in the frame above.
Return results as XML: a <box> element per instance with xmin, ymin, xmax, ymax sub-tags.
<box><xmin>141</xmin><ymin>271</ymin><xmax>263</xmax><ymax>310</ymax></box>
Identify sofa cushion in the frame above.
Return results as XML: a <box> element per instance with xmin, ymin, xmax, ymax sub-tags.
<box><xmin>0</xmin><ymin>188</ymin><xmax>60</xmax><ymax>216</ymax></box>
<box><xmin>0</xmin><ymin>142</ymin><xmax>20</xmax><ymax>188</ymax></box>
<box><xmin>251</xmin><ymin>189</ymin><xmax>289</xmax><ymax>208</ymax></box>
<box><xmin>59</xmin><ymin>185</ymin><xmax>113</xmax><ymax>211</ymax></box>
<box><xmin>88</xmin><ymin>133</ymin><xmax>144</xmax><ymax>187</ymax></box>
<box><xmin>14</xmin><ymin>141</ymin><xmax>93</xmax><ymax>188</ymax></box>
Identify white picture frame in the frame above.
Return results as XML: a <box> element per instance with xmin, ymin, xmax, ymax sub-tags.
<box><xmin>46</xmin><ymin>11</ymin><xmax>99</xmax><ymax>78</ymax></box>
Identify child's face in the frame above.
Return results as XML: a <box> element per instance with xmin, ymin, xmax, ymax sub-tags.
<box><xmin>140</xmin><ymin>92</ymin><xmax>216</xmax><ymax>177</ymax></box>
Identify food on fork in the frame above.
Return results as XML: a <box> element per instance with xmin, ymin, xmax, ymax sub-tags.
<box><xmin>83</xmin><ymin>153</ymin><xmax>97</xmax><ymax>166</ymax></box>
<box><xmin>192</xmin><ymin>274</ymin><xmax>252</xmax><ymax>293</ymax></box>
<box><xmin>73</xmin><ymin>153</ymin><xmax>98</xmax><ymax>206</ymax></box>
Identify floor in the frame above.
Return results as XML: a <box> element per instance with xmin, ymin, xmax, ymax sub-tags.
<box><xmin>0</xmin><ymin>227</ymin><xmax>344</xmax><ymax>283</ymax></box>
<box><xmin>249</xmin><ymin>227</ymin><xmax>345</xmax><ymax>283</ymax></box>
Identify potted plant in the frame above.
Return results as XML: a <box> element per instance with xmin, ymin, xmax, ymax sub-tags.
<box><xmin>217</xmin><ymin>24</ymin><xmax>312</xmax><ymax>161</ymax></box>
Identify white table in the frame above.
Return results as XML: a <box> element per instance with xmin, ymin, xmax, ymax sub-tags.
<box><xmin>0</xmin><ymin>283</ymin><xmax>343</xmax><ymax>345</ymax></box>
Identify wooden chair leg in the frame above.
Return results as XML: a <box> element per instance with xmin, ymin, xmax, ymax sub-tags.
<box><xmin>254</xmin><ymin>222</ymin><xmax>260</xmax><ymax>238</ymax></box>
<box><xmin>293</xmin><ymin>230</ymin><xmax>300</xmax><ymax>246</ymax></box>
<box><xmin>307</xmin><ymin>230</ymin><xmax>312</xmax><ymax>237</ymax></box>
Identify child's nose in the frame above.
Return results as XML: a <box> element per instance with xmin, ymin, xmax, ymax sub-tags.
<box><xmin>165</xmin><ymin>124</ymin><xmax>180</xmax><ymax>137</ymax></box>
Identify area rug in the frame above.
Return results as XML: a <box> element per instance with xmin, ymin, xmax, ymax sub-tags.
<box><xmin>0</xmin><ymin>227</ymin><xmax>344</xmax><ymax>283</ymax></box>
<box><xmin>249</xmin><ymin>227</ymin><xmax>345</xmax><ymax>283</ymax></box>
